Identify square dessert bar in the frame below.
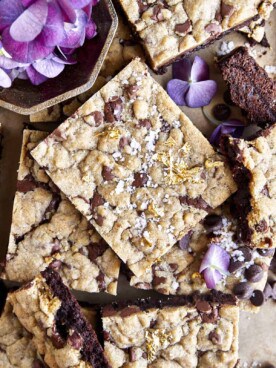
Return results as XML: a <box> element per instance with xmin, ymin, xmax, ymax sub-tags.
<box><xmin>3</xmin><ymin>130</ymin><xmax>120</xmax><ymax>295</ymax></box>
<box><xmin>223</xmin><ymin>124</ymin><xmax>276</xmax><ymax>249</ymax></box>
<box><xmin>218</xmin><ymin>47</ymin><xmax>276</xmax><ymax>127</ymax></box>
<box><xmin>130</xmin><ymin>202</ymin><xmax>274</xmax><ymax>311</ymax></box>
<box><xmin>8</xmin><ymin>267</ymin><xmax>111</xmax><ymax>368</ymax></box>
<box><xmin>31</xmin><ymin>59</ymin><xmax>236</xmax><ymax>277</ymax></box>
<box><xmin>102</xmin><ymin>293</ymin><xmax>239</xmax><ymax>367</ymax></box>
<box><xmin>117</xmin><ymin>0</ymin><xmax>266</xmax><ymax>70</ymax></box>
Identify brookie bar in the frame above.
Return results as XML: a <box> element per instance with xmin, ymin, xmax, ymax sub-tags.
<box><xmin>116</xmin><ymin>0</ymin><xmax>270</xmax><ymax>71</ymax></box>
<box><xmin>31</xmin><ymin>59</ymin><xmax>236</xmax><ymax>277</ymax></box>
<box><xmin>8</xmin><ymin>267</ymin><xmax>111</xmax><ymax>368</ymax></box>
<box><xmin>3</xmin><ymin>130</ymin><xmax>120</xmax><ymax>295</ymax></box>
<box><xmin>102</xmin><ymin>292</ymin><xmax>239</xmax><ymax>367</ymax></box>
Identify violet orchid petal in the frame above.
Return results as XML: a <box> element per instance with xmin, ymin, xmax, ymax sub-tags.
<box><xmin>199</xmin><ymin>243</ymin><xmax>230</xmax><ymax>274</ymax></box>
<box><xmin>209</xmin><ymin>125</ymin><xmax>222</xmax><ymax>146</ymax></box>
<box><xmin>222</xmin><ymin>119</ymin><xmax>245</xmax><ymax>127</ymax></box>
<box><xmin>0</xmin><ymin>0</ymin><xmax>24</xmax><ymax>32</ymax></box>
<box><xmin>52</xmin><ymin>54</ymin><xmax>77</xmax><ymax>65</ymax></box>
<box><xmin>38</xmin><ymin>1</ymin><xmax>65</xmax><ymax>47</ymax></box>
<box><xmin>21</xmin><ymin>0</ymin><xmax>36</xmax><ymax>6</ymax></box>
<box><xmin>190</xmin><ymin>55</ymin><xmax>209</xmax><ymax>82</ymax></box>
<box><xmin>18</xmin><ymin>70</ymin><xmax>28</xmax><ymax>79</ymax></box>
<box><xmin>172</xmin><ymin>58</ymin><xmax>192</xmax><ymax>81</ymax></box>
<box><xmin>33</xmin><ymin>58</ymin><xmax>65</xmax><ymax>78</ymax></box>
<box><xmin>202</xmin><ymin>268</ymin><xmax>223</xmax><ymax>289</ymax></box>
<box><xmin>91</xmin><ymin>0</ymin><xmax>99</xmax><ymax>5</ymax></box>
<box><xmin>0</xmin><ymin>55</ymin><xmax>29</xmax><ymax>69</ymax></box>
<box><xmin>167</xmin><ymin>79</ymin><xmax>189</xmax><ymax>106</ymax></box>
<box><xmin>10</xmin><ymin>0</ymin><xmax>48</xmax><ymax>42</ymax></box>
<box><xmin>85</xmin><ymin>19</ymin><xmax>97</xmax><ymax>39</ymax></box>
<box><xmin>0</xmin><ymin>68</ymin><xmax>12</xmax><ymax>88</ymax></box>
<box><xmin>185</xmin><ymin>80</ymin><xmax>217</xmax><ymax>108</ymax></box>
<box><xmin>26</xmin><ymin>65</ymin><xmax>48</xmax><ymax>85</ymax></box>
<box><xmin>70</xmin><ymin>0</ymin><xmax>92</xmax><ymax>8</ymax></box>
<box><xmin>59</xmin><ymin>9</ymin><xmax>87</xmax><ymax>49</ymax></box>
<box><xmin>2</xmin><ymin>27</ymin><xmax>54</xmax><ymax>63</ymax></box>
<box><xmin>83</xmin><ymin>3</ymin><xmax>93</xmax><ymax>18</ymax></box>
<box><xmin>57</xmin><ymin>0</ymin><xmax>76</xmax><ymax>23</ymax></box>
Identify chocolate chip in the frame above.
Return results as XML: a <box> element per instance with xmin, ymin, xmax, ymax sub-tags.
<box><xmin>104</xmin><ymin>96</ymin><xmax>123</xmax><ymax>122</ymax></box>
<box><xmin>179</xmin><ymin>230</ymin><xmax>193</xmax><ymax>250</ymax></box>
<box><xmin>238</xmin><ymin>247</ymin><xmax>253</xmax><ymax>262</ymax></box>
<box><xmin>203</xmin><ymin>214</ymin><xmax>223</xmax><ymax>232</ymax></box>
<box><xmin>43</xmin><ymin>194</ymin><xmax>61</xmax><ymax>217</ymax></box>
<box><xmin>32</xmin><ymin>359</ymin><xmax>46</xmax><ymax>368</ymax></box>
<box><xmin>174</xmin><ymin>20</ymin><xmax>191</xmax><ymax>35</ymax></box>
<box><xmin>169</xmin><ymin>263</ymin><xmax>178</xmax><ymax>272</ymax></box>
<box><xmin>102</xmin><ymin>166</ymin><xmax>115</xmax><ymax>181</ymax></box>
<box><xmin>160</xmin><ymin>119</ymin><xmax>170</xmax><ymax>133</ymax></box>
<box><xmin>96</xmin><ymin>271</ymin><xmax>106</xmax><ymax>291</ymax></box>
<box><xmin>153</xmin><ymin>276</ymin><xmax>167</xmax><ymax>287</ymax></box>
<box><xmin>261</xmin><ymin>185</ymin><xmax>270</xmax><ymax>197</ymax></box>
<box><xmin>87</xmin><ymin>240</ymin><xmax>108</xmax><ymax>261</ymax></box>
<box><xmin>90</xmin><ymin>111</ymin><xmax>104</xmax><ymax>126</ymax></box>
<box><xmin>132</xmin><ymin>172</ymin><xmax>148</xmax><ymax>187</ymax></box>
<box><xmin>103</xmin><ymin>330</ymin><xmax>111</xmax><ymax>341</ymax></box>
<box><xmin>125</xmin><ymin>84</ymin><xmax>139</xmax><ymax>99</ymax></box>
<box><xmin>202</xmin><ymin>308</ymin><xmax>219</xmax><ymax>324</ymax></box>
<box><xmin>139</xmin><ymin>119</ymin><xmax>152</xmax><ymax>129</ymax></box>
<box><xmin>49</xmin><ymin>259</ymin><xmax>62</xmax><ymax>271</ymax></box>
<box><xmin>68</xmin><ymin>331</ymin><xmax>83</xmax><ymax>349</ymax></box>
<box><xmin>229</xmin><ymin>258</ymin><xmax>244</xmax><ymax>273</ymax></box>
<box><xmin>151</xmin><ymin>4</ymin><xmax>164</xmax><ymax>21</ymax></box>
<box><xmin>244</xmin><ymin>264</ymin><xmax>264</xmax><ymax>283</ymax></box>
<box><xmin>221</xmin><ymin>2</ymin><xmax>235</xmax><ymax>17</ymax></box>
<box><xmin>205</xmin><ymin>23</ymin><xmax>222</xmax><ymax>35</ymax></box>
<box><xmin>51</xmin><ymin>240</ymin><xmax>61</xmax><ymax>255</ymax></box>
<box><xmin>212</xmin><ymin>104</ymin><xmax>231</xmax><ymax>121</ymax></box>
<box><xmin>129</xmin><ymin>347</ymin><xmax>137</xmax><ymax>362</ymax></box>
<box><xmin>90</xmin><ymin>192</ymin><xmax>105</xmax><ymax>211</ymax></box>
<box><xmin>119</xmin><ymin>136</ymin><xmax>129</xmax><ymax>149</ymax></box>
<box><xmin>17</xmin><ymin>178</ymin><xmax>37</xmax><ymax>192</ymax></box>
<box><xmin>180</xmin><ymin>196</ymin><xmax>212</xmax><ymax>211</ymax></box>
<box><xmin>196</xmin><ymin>300</ymin><xmax>212</xmax><ymax>313</ymax></box>
<box><xmin>255</xmin><ymin>219</ymin><xmax>269</xmax><ymax>233</ymax></box>
<box><xmin>137</xmin><ymin>0</ymin><xmax>148</xmax><ymax>14</ymax></box>
<box><xmin>263</xmin><ymin>365</ymin><xmax>275</xmax><ymax>368</ymax></box>
<box><xmin>215</xmin><ymin>10</ymin><xmax>222</xmax><ymax>22</ymax></box>
<box><xmin>250</xmin><ymin>290</ymin><xmax>264</xmax><ymax>306</ymax></box>
<box><xmin>120</xmin><ymin>306</ymin><xmax>141</xmax><ymax>318</ymax></box>
<box><xmin>209</xmin><ymin>331</ymin><xmax>221</xmax><ymax>345</ymax></box>
<box><xmin>257</xmin><ymin>248</ymin><xmax>274</xmax><ymax>257</ymax></box>
<box><xmin>95</xmin><ymin>214</ymin><xmax>104</xmax><ymax>226</ymax></box>
<box><xmin>150</xmin><ymin>319</ymin><xmax>157</xmax><ymax>328</ymax></box>
<box><xmin>263</xmin><ymin>282</ymin><xmax>273</xmax><ymax>300</ymax></box>
<box><xmin>233</xmin><ymin>282</ymin><xmax>253</xmax><ymax>299</ymax></box>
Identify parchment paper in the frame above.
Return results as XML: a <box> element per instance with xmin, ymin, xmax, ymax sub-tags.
<box><xmin>0</xmin><ymin>10</ymin><xmax>275</xmax><ymax>367</ymax></box>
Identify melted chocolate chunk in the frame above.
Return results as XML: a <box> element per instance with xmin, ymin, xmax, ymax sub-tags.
<box><xmin>87</xmin><ymin>240</ymin><xmax>109</xmax><ymax>262</ymax></box>
<box><xmin>137</xmin><ymin>0</ymin><xmax>148</xmax><ymax>14</ymax></box>
<box><xmin>205</xmin><ymin>23</ymin><xmax>222</xmax><ymax>35</ymax></box>
<box><xmin>221</xmin><ymin>2</ymin><xmax>235</xmax><ymax>17</ymax></box>
<box><xmin>180</xmin><ymin>196</ymin><xmax>212</xmax><ymax>211</ymax></box>
<box><xmin>209</xmin><ymin>331</ymin><xmax>222</xmax><ymax>344</ymax></box>
<box><xmin>203</xmin><ymin>214</ymin><xmax>223</xmax><ymax>232</ymax></box>
<box><xmin>90</xmin><ymin>192</ymin><xmax>105</xmax><ymax>212</ymax></box>
<box><xmin>125</xmin><ymin>84</ymin><xmax>140</xmax><ymax>99</ymax></box>
<box><xmin>233</xmin><ymin>282</ymin><xmax>253</xmax><ymax>299</ymax></box>
<box><xmin>132</xmin><ymin>172</ymin><xmax>149</xmax><ymax>187</ymax></box>
<box><xmin>17</xmin><ymin>177</ymin><xmax>37</xmax><ymax>192</ymax></box>
<box><xmin>139</xmin><ymin>119</ymin><xmax>152</xmax><ymax>129</ymax></box>
<box><xmin>179</xmin><ymin>230</ymin><xmax>193</xmax><ymax>250</ymax></box>
<box><xmin>244</xmin><ymin>264</ymin><xmax>263</xmax><ymax>283</ymax></box>
<box><xmin>119</xmin><ymin>136</ymin><xmax>130</xmax><ymax>149</ymax></box>
<box><xmin>174</xmin><ymin>20</ymin><xmax>191</xmax><ymax>35</ymax></box>
<box><xmin>102</xmin><ymin>166</ymin><xmax>115</xmax><ymax>181</ymax></box>
<box><xmin>151</xmin><ymin>4</ymin><xmax>164</xmax><ymax>21</ymax></box>
<box><xmin>96</xmin><ymin>271</ymin><xmax>106</xmax><ymax>291</ymax></box>
<box><xmin>90</xmin><ymin>111</ymin><xmax>104</xmax><ymax>126</ymax></box>
<box><xmin>196</xmin><ymin>300</ymin><xmax>212</xmax><ymax>313</ymax></box>
<box><xmin>104</xmin><ymin>96</ymin><xmax>123</xmax><ymax>123</ymax></box>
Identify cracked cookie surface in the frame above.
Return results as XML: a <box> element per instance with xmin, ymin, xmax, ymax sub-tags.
<box><xmin>31</xmin><ymin>59</ymin><xmax>236</xmax><ymax>277</ymax></box>
<box><xmin>3</xmin><ymin>130</ymin><xmax>120</xmax><ymax>295</ymax></box>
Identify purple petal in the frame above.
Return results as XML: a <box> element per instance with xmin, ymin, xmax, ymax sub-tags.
<box><xmin>0</xmin><ymin>68</ymin><xmax>12</xmax><ymax>88</ymax></box>
<box><xmin>209</xmin><ymin>125</ymin><xmax>222</xmax><ymax>146</ymax></box>
<box><xmin>21</xmin><ymin>0</ymin><xmax>36</xmax><ymax>6</ymax></box>
<box><xmin>223</xmin><ymin>119</ymin><xmax>245</xmax><ymax>127</ymax></box>
<box><xmin>83</xmin><ymin>3</ymin><xmax>93</xmax><ymax>18</ymax></box>
<box><xmin>2</xmin><ymin>27</ymin><xmax>54</xmax><ymax>63</ymax></box>
<box><xmin>59</xmin><ymin>9</ymin><xmax>87</xmax><ymax>49</ymax></box>
<box><xmin>70</xmin><ymin>0</ymin><xmax>92</xmax><ymax>8</ymax></box>
<box><xmin>18</xmin><ymin>70</ymin><xmax>28</xmax><ymax>79</ymax></box>
<box><xmin>190</xmin><ymin>56</ymin><xmax>209</xmax><ymax>82</ymax></box>
<box><xmin>185</xmin><ymin>80</ymin><xmax>217</xmax><ymax>108</ymax></box>
<box><xmin>167</xmin><ymin>79</ymin><xmax>189</xmax><ymax>106</ymax></box>
<box><xmin>199</xmin><ymin>243</ymin><xmax>230</xmax><ymax>273</ymax></box>
<box><xmin>0</xmin><ymin>55</ymin><xmax>29</xmax><ymax>69</ymax></box>
<box><xmin>91</xmin><ymin>0</ymin><xmax>99</xmax><ymax>5</ymax></box>
<box><xmin>38</xmin><ymin>1</ymin><xmax>64</xmax><ymax>47</ymax></box>
<box><xmin>52</xmin><ymin>54</ymin><xmax>77</xmax><ymax>65</ymax></box>
<box><xmin>10</xmin><ymin>0</ymin><xmax>48</xmax><ymax>42</ymax></box>
<box><xmin>0</xmin><ymin>0</ymin><xmax>24</xmax><ymax>32</ymax></box>
<box><xmin>57</xmin><ymin>0</ymin><xmax>76</xmax><ymax>23</ymax></box>
<box><xmin>210</xmin><ymin>120</ymin><xmax>245</xmax><ymax>146</ymax></box>
<box><xmin>26</xmin><ymin>65</ymin><xmax>47</xmax><ymax>85</ymax></box>
<box><xmin>202</xmin><ymin>268</ymin><xmax>223</xmax><ymax>289</ymax></box>
<box><xmin>33</xmin><ymin>58</ymin><xmax>65</xmax><ymax>78</ymax></box>
<box><xmin>86</xmin><ymin>19</ymin><xmax>97</xmax><ymax>39</ymax></box>
<box><xmin>172</xmin><ymin>58</ymin><xmax>192</xmax><ymax>81</ymax></box>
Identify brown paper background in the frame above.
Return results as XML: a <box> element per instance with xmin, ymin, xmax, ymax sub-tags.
<box><xmin>0</xmin><ymin>9</ymin><xmax>275</xmax><ymax>367</ymax></box>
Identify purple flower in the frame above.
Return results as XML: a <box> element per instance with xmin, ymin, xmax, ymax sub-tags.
<box><xmin>199</xmin><ymin>243</ymin><xmax>230</xmax><ymax>289</ymax></box>
<box><xmin>0</xmin><ymin>0</ymin><xmax>98</xmax><ymax>86</ymax></box>
<box><xmin>167</xmin><ymin>56</ymin><xmax>218</xmax><ymax>108</ymax></box>
<box><xmin>210</xmin><ymin>120</ymin><xmax>245</xmax><ymax>146</ymax></box>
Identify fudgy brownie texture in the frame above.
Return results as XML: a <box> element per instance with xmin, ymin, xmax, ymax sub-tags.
<box><xmin>31</xmin><ymin>59</ymin><xmax>236</xmax><ymax>277</ymax></box>
<box><xmin>102</xmin><ymin>292</ymin><xmax>239</xmax><ymax>367</ymax></box>
<box><xmin>130</xmin><ymin>201</ymin><xmax>274</xmax><ymax>311</ymax></box>
<box><xmin>8</xmin><ymin>267</ymin><xmax>111</xmax><ymax>368</ymax></box>
<box><xmin>222</xmin><ymin>124</ymin><xmax>276</xmax><ymax>249</ymax></box>
<box><xmin>3</xmin><ymin>130</ymin><xmax>120</xmax><ymax>295</ymax></box>
<box><xmin>0</xmin><ymin>300</ymin><xmax>46</xmax><ymax>368</ymax></box>
<box><xmin>117</xmin><ymin>0</ymin><xmax>269</xmax><ymax>70</ymax></box>
<box><xmin>218</xmin><ymin>47</ymin><xmax>276</xmax><ymax>127</ymax></box>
